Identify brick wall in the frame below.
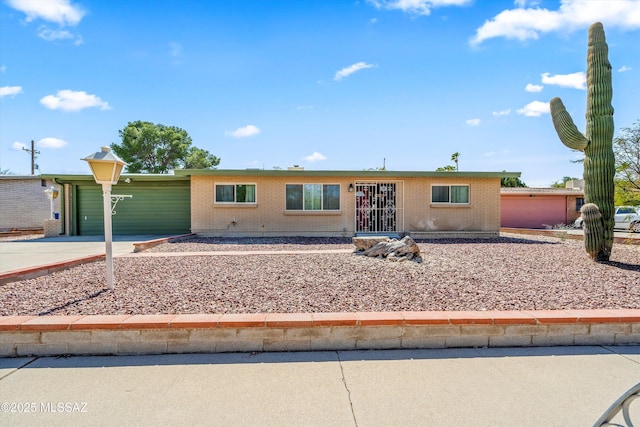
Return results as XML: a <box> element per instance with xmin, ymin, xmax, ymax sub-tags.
<box><xmin>191</xmin><ymin>175</ymin><xmax>501</xmax><ymax>237</ymax></box>
<box><xmin>1</xmin><ymin>310</ymin><xmax>637</xmax><ymax>357</ymax></box>
<box><xmin>0</xmin><ymin>177</ymin><xmax>59</xmax><ymax>229</ymax></box>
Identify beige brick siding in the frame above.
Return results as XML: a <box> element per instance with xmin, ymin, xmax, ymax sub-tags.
<box><xmin>191</xmin><ymin>175</ymin><xmax>501</xmax><ymax>236</ymax></box>
<box><xmin>0</xmin><ymin>177</ymin><xmax>60</xmax><ymax>229</ymax></box>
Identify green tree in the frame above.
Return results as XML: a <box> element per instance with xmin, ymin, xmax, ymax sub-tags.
<box><xmin>111</xmin><ymin>121</ymin><xmax>220</xmax><ymax>173</ymax></box>
<box><xmin>184</xmin><ymin>147</ymin><xmax>221</xmax><ymax>169</ymax></box>
<box><xmin>551</xmin><ymin>176</ymin><xmax>580</xmax><ymax>188</ymax></box>
<box><xmin>501</xmin><ymin>176</ymin><xmax>527</xmax><ymax>187</ymax></box>
<box><xmin>451</xmin><ymin>152</ymin><xmax>460</xmax><ymax>171</ymax></box>
<box><xmin>613</xmin><ymin>120</ymin><xmax>640</xmax><ymax>204</ymax></box>
<box><xmin>436</xmin><ymin>165</ymin><xmax>456</xmax><ymax>172</ymax></box>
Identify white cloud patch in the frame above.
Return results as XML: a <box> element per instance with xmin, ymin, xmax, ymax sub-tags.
<box><xmin>367</xmin><ymin>0</ymin><xmax>472</xmax><ymax>16</ymax></box>
<box><xmin>38</xmin><ymin>137</ymin><xmax>68</xmax><ymax>148</ymax></box>
<box><xmin>40</xmin><ymin>90</ymin><xmax>111</xmax><ymax>112</ymax></box>
<box><xmin>296</xmin><ymin>105</ymin><xmax>314</xmax><ymax>110</ymax></box>
<box><xmin>225</xmin><ymin>125</ymin><xmax>261</xmax><ymax>138</ymax></box>
<box><xmin>541</xmin><ymin>72</ymin><xmax>586</xmax><ymax>90</ymax></box>
<box><xmin>525</xmin><ymin>83</ymin><xmax>543</xmax><ymax>92</ymax></box>
<box><xmin>37</xmin><ymin>26</ymin><xmax>83</xmax><ymax>44</ymax></box>
<box><xmin>466</xmin><ymin>118</ymin><xmax>481</xmax><ymax>126</ymax></box>
<box><xmin>517</xmin><ymin>100</ymin><xmax>549</xmax><ymax>117</ymax></box>
<box><xmin>0</xmin><ymin>86</ymin><xmax>23</xmax><ymax>98</ymax></box>
<box><xmin>618</xmin><ymin>65</ymin><xmax>632</xmax><ymax>72</ymax></box>
<box><xmin>0</xmin><ymin>65</ymin><xmax>7</xmax><ymax>73</ymax></box>
<box><xmin>304</xmin><ymin>151</ymin><xmax>327</xmax><ymax>162</ymax></box>
<box><xmin>492</xmin><ymin>109</ymin><xmax>511</xmax><ymax>116</ymax></box>
<box><xmin>6</xmin><ymin>0</ymin><xmax>85</xmax><ymax>26</ymax></box>
<box><xmin>471</xmin><ymin>0</ymin><xmax>640</xmax><ymax>46</ymax></box>
<box><xmin>12</xmin><ymin>141</ymin><xmax>27</xmax><ymax>151</ymax></box>
<box><xmin>334</xmin><ymin>62</ymin><xmax>375</xmax><ymax>81</ymax></box>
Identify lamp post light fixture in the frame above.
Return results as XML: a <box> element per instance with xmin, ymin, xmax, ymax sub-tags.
<box><xmin>43</xmin><ymin>186</ymin><xmax>59</xmax><ymax>219</ymax></box>
<box><xmin>82</xmin><ymin>146</ymin><xmax>127</xmax><ymax>290</ymax></box>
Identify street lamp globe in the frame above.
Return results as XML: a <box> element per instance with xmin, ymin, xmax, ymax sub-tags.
<box><xmin>82</xmin><ymin>146</ymin><xmax>126</xmax><ymax>186</ymax></box>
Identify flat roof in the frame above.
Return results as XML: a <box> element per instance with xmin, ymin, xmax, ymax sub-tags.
<box><xmin>174</xmin><ymin>169</ymin><xmax>521</xmax><ymax>178</ymax></box>
<box><xmin>41</xmin><ymin>174</ymin><xmax>190</xmax><ymax>183</ymax></box>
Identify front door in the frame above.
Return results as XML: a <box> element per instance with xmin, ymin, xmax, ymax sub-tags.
<box><xmin>355</xmin><ymin>182</ymin><xmax>398</xmax><ymax>233</ymax></box>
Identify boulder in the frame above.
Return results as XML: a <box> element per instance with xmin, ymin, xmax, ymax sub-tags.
<box><xmin>357</xmin><ymin>236</ymin><xmax>422</xmax><ymax>263</ymax></box>
<box><xmin>352</xmin><ymin>236</ymin><xmax>391</xmax><ymax>251</ymax></box>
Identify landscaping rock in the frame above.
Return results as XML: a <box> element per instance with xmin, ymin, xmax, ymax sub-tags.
<box><xmin>352</xmin><ymin>236</ymin><xmax>390</xmax><ymax>251</ymax></box>
<box><xmin>358</xmin><ymin>236</ymin><xmax>422</xmax><ymax>263</ymax></box>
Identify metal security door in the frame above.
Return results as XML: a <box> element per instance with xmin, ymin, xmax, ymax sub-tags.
<box><xmin>355</xmin><ymin>182</ymin><xmax>398</xmax><ymax>233</ymax></box>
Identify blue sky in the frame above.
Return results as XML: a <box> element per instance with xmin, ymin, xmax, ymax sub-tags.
<box><xmin>1</xmin><ymin>0</ymin><xmax>639</xmax><ymax>186</ymax></box>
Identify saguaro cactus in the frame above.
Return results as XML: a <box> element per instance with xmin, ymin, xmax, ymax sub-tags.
<box><xmin>550</xmin><ymin>22</ymin><xmax>615</xmax><ymax>261</ymax></box>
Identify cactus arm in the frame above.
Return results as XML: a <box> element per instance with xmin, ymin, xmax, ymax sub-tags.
<box><xmin>550</xmin><ymin>97</ymin><xmax>589</xmax><ymax>152</ymax></box>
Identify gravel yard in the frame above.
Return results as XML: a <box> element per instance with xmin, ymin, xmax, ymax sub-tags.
<box><xmin>1</xmin><ymin>234</ymin><xmax>639</xmax><ymax>316</ymax></box>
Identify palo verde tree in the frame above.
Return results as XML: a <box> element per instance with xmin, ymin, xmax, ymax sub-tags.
<box><xmin>613</xmin><ymin>120</ymin><xmax>640</xmax><ymax>205</ymax></box>
<box><xmin>111</xmin><ymin>121</ymin><xmax>220</xmax><ymax>173</ymax></box>
<box><xmin>550</xmin><ymin>22</ymin><xmax>615</xmax><ymax>261</ymax></box>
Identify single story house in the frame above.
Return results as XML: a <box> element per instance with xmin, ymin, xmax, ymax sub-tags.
<box><xmin>500</xmin><ymin>186</ymin><xmax>584</xmax><ymax>229</ymax></box>
<box><xmin>0</xmin><ymin>175</ymin><xmax>60</xmax><ymax>231</ymax></box>
<box><xmin>178</xmin><ymin>168</ymin><xmax>519</xmax><ymax>238</ymax></box>
<box><xmin>45</xmin><ymin>169</ymin><xmax>520</xmax><ymax>238</ymax></box>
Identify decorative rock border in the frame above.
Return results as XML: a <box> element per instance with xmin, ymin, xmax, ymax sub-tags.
<box><xmin>1</xmin><ymin>310</ymin><xmax>638</xmax><ymax>357</ymax></box>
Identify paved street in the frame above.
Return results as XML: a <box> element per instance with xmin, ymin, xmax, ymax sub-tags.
<box><xmin>1</xmin><ymin>347</ymin><xmax>639</xmax><ymax>426</ymax></box>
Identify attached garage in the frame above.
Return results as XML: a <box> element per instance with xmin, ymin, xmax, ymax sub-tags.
<box><xmin>501</xmin><ymin>188</ymin><xmax>584</xmax><ymax>229</ymax></box>
<box><xmin>45</xmin><ymin>174</ymin><xmax>191</xmax><ymax>236</ymax></box>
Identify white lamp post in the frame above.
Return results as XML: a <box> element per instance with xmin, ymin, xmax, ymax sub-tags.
<box><xmin>43</xmin><ymin>186</ymin><xmax>59</xmax><ymax>219</ymax></box>
<box><xmin>82</xmin><ymin>146</ymin><xmax>127</xmax><ymax>290</ymax></box>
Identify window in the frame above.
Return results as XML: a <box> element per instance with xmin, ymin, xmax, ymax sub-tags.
<box><xmin>215</xmin><ymin>184</ymin><xmax>256</xmax><ymax>204</ymax></box>
<box><xmin>286</xmin><ymin>184</ymin><xmax>340</xmax><ymax>211</ymax></box>
<box><xmin>431</xmin><ymin>185</ymin><xmax>469</xmax><ymax>204</ymax></box>
<box><xmin>576</xmin><ymin>197</ymin><xmax>585</xmax><ymax>212</ymax></box>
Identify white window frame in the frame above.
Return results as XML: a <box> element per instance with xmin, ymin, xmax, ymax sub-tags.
<box><xmin>285</xmin><ymin>183</ymin><xmax>341</xmax><ymax>211</ymax></box>
<box><xmin>214</xmin><ymin>183</ymin><xmax>257</xmax><ymax>204</ymax></box>
<box><xmin>431</xmin><ymin>184</ymin><xmax>470</xmax><ymax>205</ymax></box>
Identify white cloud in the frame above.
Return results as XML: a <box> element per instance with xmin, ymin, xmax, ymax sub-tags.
<box><xmin>225</xmin><ymin>125</ymin><xmax>261</xmax><ymax>138</ymax></box>
<box><xmin>304</xmin><ymin>152</ymin><xmax>327</xmax><ymax>162</ymax></box>
<box><xmin>517</xmin><ymin>100</ymin><xmax>549</xmax><ymax>117</ymax></box>
<box><xmin>367</xmin><ymin>0</ymin><xmax>472</xmax><ymax>16</ymax></box>
<box><xmin>37</xmin><ymin>26</ymin><xmax>71</xmax><ymax>40</ymax></box>
<box><xmin>334</xmin><ymin>62</ymin><xmax>375</xmax><ymax>81</ymax></box>
<box><xmin>0</xmin><ymin>65</ymin><xmax>6</xmax><ymax>73</ymax></box>
<box><xmin>466</xmin><ymin>118</ymin><xmax>481</xmax><ymax>126</ymax></box>
<box><xmin>492</xmin><ymin>109</ymin><xmax>511</xmax><ymax>116</ymax></box>
<box><xmin>38</xmin><ymin>137</ymin><xmax>68</xmax><ymax>148</ymax></box>
<box><xmin>525</xmin><ymin>83</ymin><xmax>543</xmax><ymax>92</ymax></box>
<box><xmin>296</xmin><ymin>105</ymin><xmax>314</xmax><ymax>110</ymax></box>
<box><xmin>618</xmin><ymin>65</ymin><xmax>632</xmax><ymax>72</ymax></box>
<box><xmin>471</xmin><ymin>0</ymin><xmax>640</xmax><ymax>46</ymax></box>
<box><xmin>37</xmin><ymin>26</ymin><xmax>83</xmax><ymax>44</ymax></box>
<box><xmin>0</xmin><ymin>86</ymin><xmax>23</xmax><ymax>98</ymax></box>
<box><xmin>541</xmin><ymin>72</ymin><xmax>586</xmax><ymax>90</ymax></box>
<box><xmin>6</xmin><ymin>0</ymin><xmax>85</xmax><ymax>26</ymax></box>
<box><xmin>12</xmin><ymin>141</ymin><xmax>27</xmax><ymax>151</ymax></box>
<box><xmin>40</xmin><ymin>90</ymin><xmax>111</xmax><ymax>112</ymax></box>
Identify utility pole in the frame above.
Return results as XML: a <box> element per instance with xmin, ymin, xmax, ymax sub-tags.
<box><xmin>22</xmin><ymin>140</ymin><xmax>40</xmax><ymax>175</ymax></box>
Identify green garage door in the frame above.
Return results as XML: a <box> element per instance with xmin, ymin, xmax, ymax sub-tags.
<box><xmin>77</xmin><ymin>181</ymin><xmax>190</xmax><ymax>235</ymax></box>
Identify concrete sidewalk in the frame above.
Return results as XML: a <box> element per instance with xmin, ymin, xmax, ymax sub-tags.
<box><xmin>1</xmin><ymin>346</ymin><xmax>639</xmax><ymax>426</ymax></box>
<box><xmin>0</xmin><ymin>235</ymin><xmax>175</xmax><ymax>274</ymax></box>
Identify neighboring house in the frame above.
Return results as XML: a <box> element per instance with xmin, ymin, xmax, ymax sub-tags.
<box><xmin>45</xmin><ymin>169</ymin><xmax>519</xmax><ymax>237</ymax></box>
<box><xmin>0</xmin><ymin>175</ymin><xmax>60</xmax><ymax>230</ymax></box>
<box><xmin>177</xmin><ymin>168</ymin><xmax>519</xmax><ymax>238</ymax></box>
<box><xmin>501</xmin><ymin>184</ymin><xmax>584</xmax><ymax>229</ymax></box>
<box><xmin>42</xmin><ymin>174</ymin><xmax>191</xmax><ymax>236</ymax></box>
